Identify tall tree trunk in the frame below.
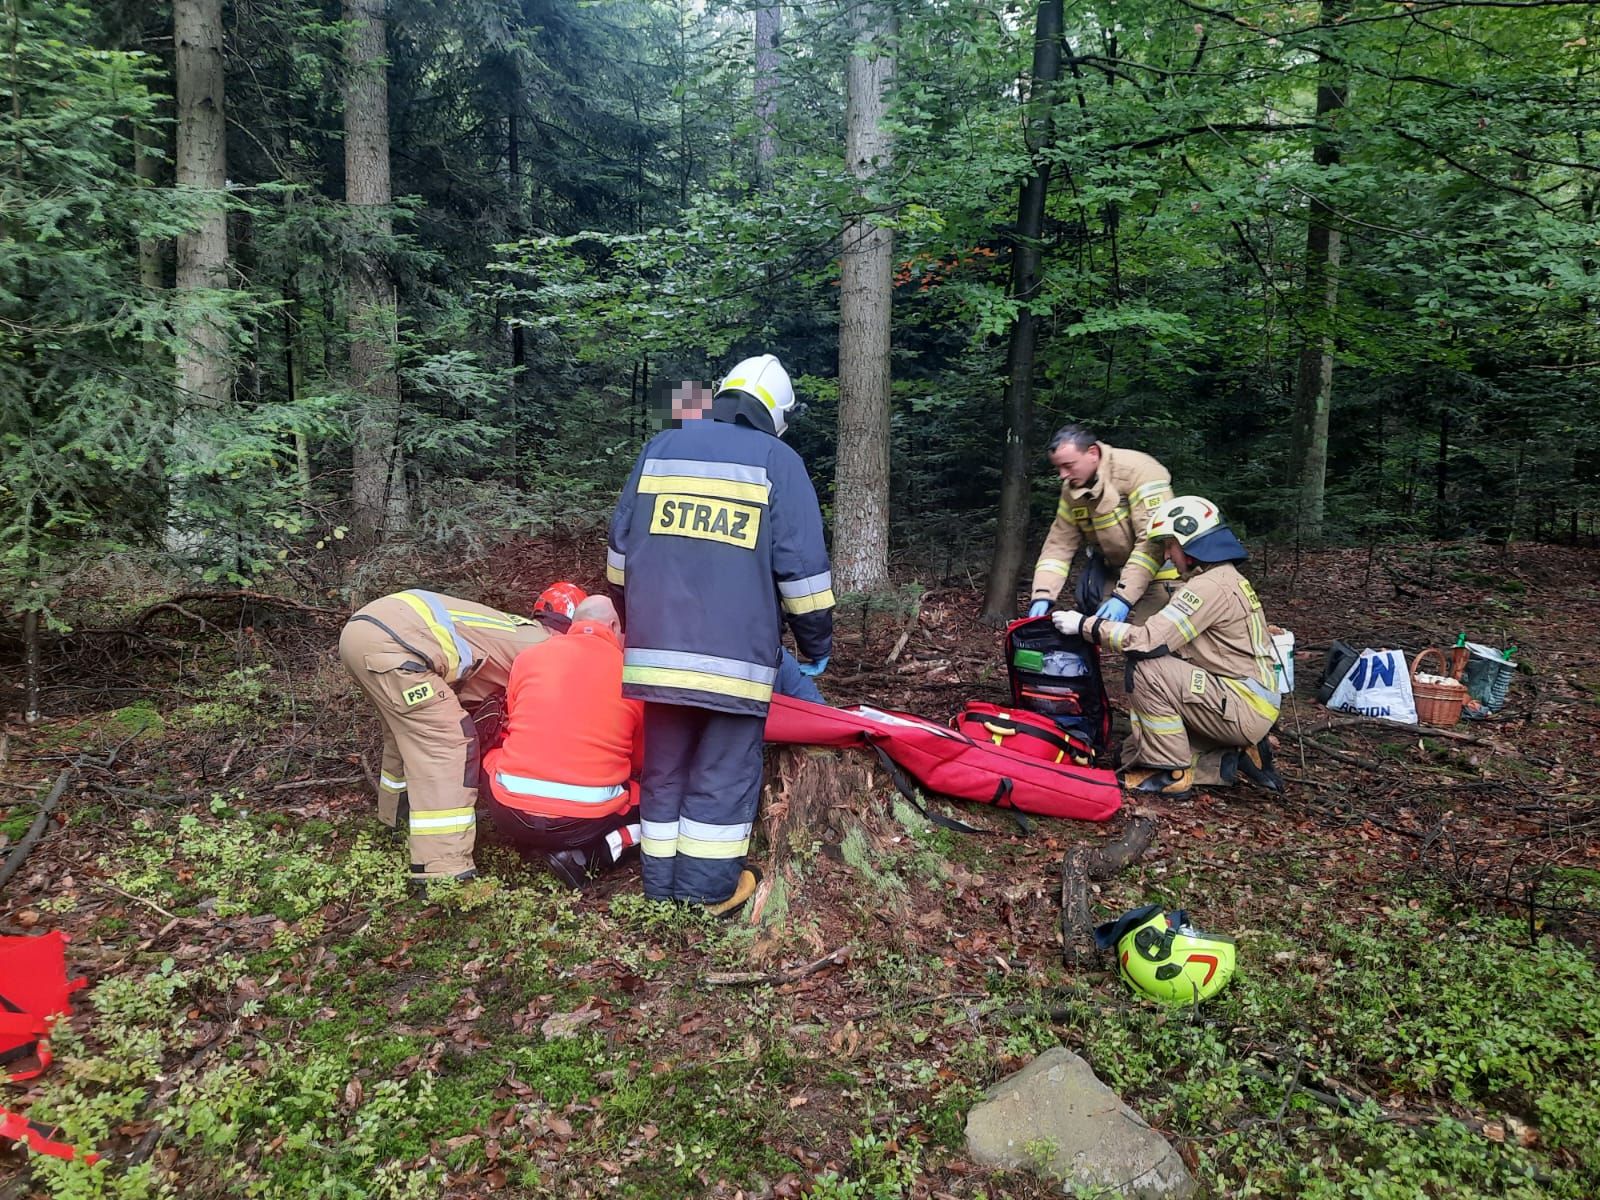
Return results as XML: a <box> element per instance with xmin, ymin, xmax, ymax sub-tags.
<box><xmin>134</xmin><ymin>122</ymin><xmax>164</xmax><ymax>295</ymax></box>
<box><xmin>344</xmin><ymin>0</ymin><xmax>406</xmax><ymax>540</ymax></box>
<box><xmin>1290</xmin><ymin>0</ymin><xmax>1348</xmax><ymax>542</ymax></box>
<box><xmin>754</xmin><ymin>1</ymin><xmax>782</xmax><ymax>179</ymax></box>
<box><xmin>170</xmin><ymin>0</ymin><xmax>230</xmax><ymax>548</ymax></box>
<box><xmin>980</xmin><ymin>0</ymin><xmax>1064</xmax><ymax>624</ymax></box>
<box><xmin>833</xmin><ymin>0</ymin><xmax>896</xmax><ymax>594</ymax></box>
<box><xmin>1435</xmin><ymin>402</ymin><xmax>1452</xmax><ymax>539</ymax></box>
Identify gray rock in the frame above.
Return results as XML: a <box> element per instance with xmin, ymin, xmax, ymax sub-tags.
<box><xmin>965</xmin><ymin>1046</ymin><xmax>1196</xmax><ymax>1199</ymax></box>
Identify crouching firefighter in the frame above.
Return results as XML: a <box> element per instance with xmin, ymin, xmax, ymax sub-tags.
<box><xmin>1052</xmin><ymin>496</ymin><xmax>1283</xmax><ymax>798</ymax></box>
<box><xmin>1026</xmin><ymin>424</ymin><xmax>1179</xmax><ymax>624</ymax></box>
<box><xmin>608</xmin><ymin>353</ymin><xmax>834</xmax><ymax>913</ymax></box>
<box><xmin>338</xmin><ymin>590</ymin><xmax>553</xmax><ymax>884</ymax></box>
<box><xmin>482</xmin><ymin>596</ymin><xmax>644</xmax><ymax>888</ymax></box>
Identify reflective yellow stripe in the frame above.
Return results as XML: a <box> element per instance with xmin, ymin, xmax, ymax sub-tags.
<box><xmin>1129</xmin><ymin>480</ymin><xmax>1170</xmax><ymax>505</ymax></box>
<box><xmin>448</xmin><ymin>614</ymin><xmax>515</xmax><ymax>633</ymax></box>
<box><xmin>623</xmin><ymin>666</ymin><xmax>774</xmax><ymax>703</ymax></box>
<box><xmin>380</xmin><ymin>773</ymin><xmax>407</xmax><ymax>792</ymax></box>
<box><xmin>721</xmin><ymin>377</ymin><xmax>776</xmax><ymax>410</ymax></box>
<box><xmin>678</xmin><ymin>835</ymin><xmax>751</xmax><ymax>859</ymax></box>
<box><xmin>1125</xmin><ymin>551</ymin><xmax>1160</xmax><ymax>574</ymax></box>
<box><xmin>1130</xmin><ymin>711</ymin><xmax>1184</xmax><ymax>734</ymax></box>
<box><xmin>641</xmin><ymin>837</ymin><xmax>677</xmax><ymax>857</ymax></box>
<box><xmin>782</xmin><ymin>588</ymin><xmax>836</xmax><ymax>615</ymax></box>
<box><xmin>1160</xmin><ymin>612</ymin><xmax>1197</xmax><ymax>643</ymax></box>
<box><xmin>1035</xmin><ymin>557</ymin><xmax>1071</xmax><ymax>577</ymax></box>
<box><xmin>446</xmin><ymin>609</ymin><xmax>517</xmax><ymax>630</ymax></box>
<box><xmin>637</xmin><ymin>474</ymin><xmax>770</xmax><ymax>504</ymax></box>
<box><xmin>396</xmin><ymin>592</ymin><xmax>461</xmax><ymax>680</ymax></box>
<box><xmin>1091</xmin><ymin>505</ymin><xmax>1131</xmax><ymax>531</ymax></box>
<box><xmin>1056</xmin><ymin>499</ymin><xmax>1075</xmax><ymax>520</ymax></box>
<box><xmin>1246</xmin><ymin>612</ymin><xmax>1279</xmax><ymax>692</ymax></box>
<box><xmin>1105</xmin><ymin>623</ymin><xmax>1128</xmax><ymax>651</ymax></box>
<box><xmin>1153</xmin><ymin>562</ymin><xmax>1181</xmax><ymax>581</ymax></box>
<box><xmin>409</xmin><ymin>807</ymin><xmax>476</xmax><ymax>835</ymax></box>
<box><xmin>606</xmin><ymin>563</ymin><xmax>625</xmax><ymax>585</ymax></box>
<box><xmin>1224</xmin><ymin>677</ymin><xmax>1281</xmax><ymax>721</ymax></box>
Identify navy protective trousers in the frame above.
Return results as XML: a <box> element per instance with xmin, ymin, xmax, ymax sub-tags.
<box><xmin>639</xmin><ymin>703</ymin><xmax>765</xmax><ymax>902</ymax></box>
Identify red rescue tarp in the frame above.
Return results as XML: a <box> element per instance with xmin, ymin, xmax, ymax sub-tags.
<box><xmin>1</xmin><ymin>931</ymin><xmax>97</xmax><ymax>1164</ymax></box>
<box><xmin>763</xmin><ymin>695</ymin><xmax>1121</xmax><ymax>822</ymax></box>
<box><xmin>0</xmin><ymin>931</ymin><xmax>85</xmax><ymax>1083</ymax></box>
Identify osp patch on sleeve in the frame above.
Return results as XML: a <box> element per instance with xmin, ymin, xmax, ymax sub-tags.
<box><xmin>1173</xmin><ymin>587</ymin><xmax>1206</xmax><ymax>616</ymax></box>
<box><xmin>1144</xmin><ymin>494</ymin><xmax>1164</xmax><ymax>509</ymax></box>
<box><xmin>1190</xmin><ymin>669</ymin><xmax>1207</xmax><ymax>695</ymax></box>
<box><xmin>402</xmin><ymin>681</ymin><xmax>436</xmax><ymax>707</ymax></box>
<box><xmin>1238</xmin><ymin>579</ymin><xmax>1262</xmax><ymax>610</ymax></box>
<box><xmin>1070</xmin><ymin>505</ymin><xmax>1090</xmax><ymax>521</ymax></box>
<box><xmin>649</xmin><ymin>493</ymin><xmax>762</xmax><ymax>549</ymax></box>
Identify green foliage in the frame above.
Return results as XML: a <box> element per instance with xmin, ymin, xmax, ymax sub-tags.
<box><xmin>1040</xmin><ymin>903</ymin><xmax>1600</xmax><ymax>1198</ymax></box>
<box><xmin>0</xmin><ymin>1</ymin><xmax>179</xmax><ymax>621</ymax></box>
<box><xmin>810</xmin><ymin>1124</ymin><xmax>922</xmax><ymax>1200</ymax></box>
<box><xmin>108</xmin><ymin>811</ymin><xmax>405</xmax><ymax>934</ymax></box>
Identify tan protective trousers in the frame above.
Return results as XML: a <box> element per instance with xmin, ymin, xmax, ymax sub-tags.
<box><xmin>338</xmin><ymin>619</ymin><xmax>479</xmax><ymax>879</ymax></box>
<box><xmin>1121</xmin><ymin>656</ymin><xmax>1276</xmax><ymax>776</ymax></box>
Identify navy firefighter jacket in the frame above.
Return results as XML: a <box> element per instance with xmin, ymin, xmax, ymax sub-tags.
<box><xmin>607</xmin><ymin>403</ymin><xmax>834</xmax><ymax>717</ymax></box>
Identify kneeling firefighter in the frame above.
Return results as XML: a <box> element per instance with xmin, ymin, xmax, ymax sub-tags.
<box><xmin>338</xmin><ymin>588</ymin><xmax>570</xmax><ymax>883</ymax></box>
<box><xmin>608</xmin><ymin>353</ymin><xmax>834</xmax><ymax>911</ymax></box>
<box><xmin>1051</xmin><ymin>496</ymin><xmax>1282</xmax><ymax>798</ymax></box>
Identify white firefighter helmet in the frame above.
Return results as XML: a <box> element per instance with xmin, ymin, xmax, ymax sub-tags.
<box><xmin>1147</xmin><ymin>495</ymin><xmax>1223</xmax><ymax>547</ymax></box>
<box><xmin>715</xmin><ymin>354</ymin><xmax>796</xmax><ymax>436</ymax></box>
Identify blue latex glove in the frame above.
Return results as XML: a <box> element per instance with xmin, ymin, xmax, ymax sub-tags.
<box><xmin>1095</xmin><ymin>596</ymin><xmax>1131</xmax><ymax>623</ymax></box>
<box><xmin>797</xmin><ymin>654</ymin><xmax>829</xmax><ymax>678</ymax></box>
<box><xmin>1027</xmin><ymin>600</ymin><xmax>1052</xmax><ymax>619</ymax></box>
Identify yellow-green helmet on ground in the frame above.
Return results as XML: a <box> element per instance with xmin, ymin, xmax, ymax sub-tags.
<box><xmin>1099</xmin><ymin>905</ymin><xmax>1236</xmax><ymax>1005</ymax></box>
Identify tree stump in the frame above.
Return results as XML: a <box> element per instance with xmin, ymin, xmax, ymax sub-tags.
<box><xmin>760</xmin><ymin>744</ymin><xmax>881</xmax><ymax>856</ymax></box>
<box><xmin>752</xmin><ymin>744</ymin><xmax>897</xmax><ymax>937</ymax></box>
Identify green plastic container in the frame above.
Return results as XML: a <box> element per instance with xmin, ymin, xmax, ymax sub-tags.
<box><xmin>1013</xmin><ymin>648</ymin><xmax>1045</xmax><ymax>672</ymax></box>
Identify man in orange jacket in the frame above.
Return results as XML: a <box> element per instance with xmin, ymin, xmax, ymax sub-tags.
<box><xmin>482</xmin><ymin>596</ymin><xmax>643</xmax><ymax>886</ymax></box>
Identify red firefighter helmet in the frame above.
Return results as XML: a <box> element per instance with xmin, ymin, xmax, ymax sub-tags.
<box><xmin>534</xmin><ymin>582</ymin><xmax>587</xmax><ymax>622</ymax></box>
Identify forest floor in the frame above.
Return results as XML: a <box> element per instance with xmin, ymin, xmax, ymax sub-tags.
<box><xmin>2</xmin><ymin>539</ymin><xmax>1599</xmax><ymax>1199</ymax></box>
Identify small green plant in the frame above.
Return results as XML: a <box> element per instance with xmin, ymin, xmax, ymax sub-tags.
<box><xmin>810</xmin><ymin>1125</ymin><xmax>922</xmax><ymax>1200</ymax></box>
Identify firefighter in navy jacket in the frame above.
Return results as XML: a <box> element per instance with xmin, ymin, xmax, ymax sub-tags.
<box><xmin>608</xmin><ymin>354</ymin><xmax>834</xmax><ymax>909</ymax></box>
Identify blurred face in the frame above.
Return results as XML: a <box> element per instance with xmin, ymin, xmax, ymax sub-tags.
<box><xmin>670</xmin><ymin>381</ymin><xmax>714</xmax><ymax>423</ymax></box>
<box><xmin>1049</xmin><ymin>440</ymin><xmax>1101</xmax><ymax>488</ymax></box>
<box><xmin>1161</xmin><ymin>540</ymin><xmax>1192</xmax><ymax>574</ymax></box>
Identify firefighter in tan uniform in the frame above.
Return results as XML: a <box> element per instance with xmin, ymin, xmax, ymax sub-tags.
<box><xmin>338</xmin><ymin>589</ymin><xmax>553</xmax><ymax>883</ymax></box>
<box><xmin>1051</xmin><ymin>496</ymin><xmax>1283</xmax><ymax>799</ymax></box>
<box><xmin>1026</xmin><ymin>425</ymin><xmax>1179</xmax><ymax>624</ymax></box>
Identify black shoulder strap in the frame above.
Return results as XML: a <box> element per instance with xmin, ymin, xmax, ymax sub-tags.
<box><xmin>1122</xmin><ymin>645</ymin><xmax>1172</xmax><ymax>694</ymax></box>
<box><xmin>864</xmin><ymin>742</ymin><xmax>994</xmax><ymax>836</ymax></box>
<box><xmin>864</xmin><ymin>741</ymin><xmax>1033</xmax><ymax>837</ymax></box>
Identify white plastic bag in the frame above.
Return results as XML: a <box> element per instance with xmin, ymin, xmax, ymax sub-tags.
<box><xmin>1324</xmin><ymin>648</ymin><xmax>1417</xmax><ymax>725</ymax></box>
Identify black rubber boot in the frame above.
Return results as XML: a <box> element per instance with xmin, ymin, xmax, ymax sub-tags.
<box><xmin>1238</xmin><ymin>740</ymin><xmax>1283</xmax><ymax>793</ymax></box>
<box><xmin>544</xmin><ymin>849</ymin><xmax>591</xmax><ymax>890</ymax></box>
<box><xmin>1119</xmin><ymin>766</ymin><xmax>1194</xmax><ymax>799</ymax></box>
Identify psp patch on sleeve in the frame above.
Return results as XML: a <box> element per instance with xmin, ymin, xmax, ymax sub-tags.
<box><xmin>1173</xmin><ymin>587</ymin><xmax>1205</xmax><ymax>616</ymax></box>
<box><xmin>1238</xmin><ymin>579</ymin><xmax>1262</xmax><ymax>610</ymax></box>
<box><xmin>402</xmin><ymin>681</ymin><xmax>436</xmax><ymax>707</ymax></box>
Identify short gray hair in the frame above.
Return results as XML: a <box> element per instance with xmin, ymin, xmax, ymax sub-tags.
<box><xmin>1047</xmin><ymin>423</ymin><xmax>1098</xmax><ymax>456</ymax></box>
